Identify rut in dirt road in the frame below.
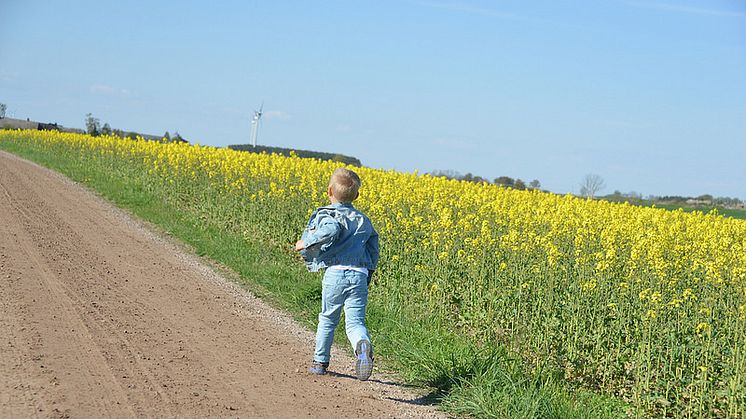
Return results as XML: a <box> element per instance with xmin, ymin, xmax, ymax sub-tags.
<box><xmin>0</xmin><ymin>151</ymin><xmax>442</xmax><ymax>418</ymax></box>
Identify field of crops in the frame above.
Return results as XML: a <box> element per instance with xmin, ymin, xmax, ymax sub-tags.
<box><xmin>2</xmin><ymin>129</ymin><xmax>744</xmax><ymax>417</ymax></box>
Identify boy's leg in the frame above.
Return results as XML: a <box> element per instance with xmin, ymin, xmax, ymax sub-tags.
<box><xmin>342</xmin><ymin>271</ymin><xmax>372</xmax><ymax>346</ymax></box>
<box><xmin>314</xmin><ymin>269</ymin><xmax>346</xmax><ymax>364</ymax></box>
<box><xmin>343</xmin><ymin>270</ymin><xmax>373</xmax><ymax>380</ymax></box>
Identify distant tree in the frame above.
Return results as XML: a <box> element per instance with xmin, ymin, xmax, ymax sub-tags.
<box><xmin>85</xmin><ymin>113</ymin><xmax>101</xmax><ymax>136</ymax></box>
<box><xmin>472</xmin><ymin>176</ymin><xmax>489</xmax><ymax>184</ymax></box>
<box><xmin>431</xmin><ymin>169</ymin><xmax>462</xmax><ymax>180</ymax></box>
<box><xmin>696</xmin><ymin>194</ymin><xmax>713</xmax><ymax>202</ymax></box>
<box><xmin>0</xmin><ymin>103</ymin><xmax>6</xmax><ymax>118</ymax></box>
<box><xmin>112</xmin><ymin>129</ymin><xmax>124</xmax><ymax>137</ymax></box>
<box><xmin>529</xmin><ymin>179</ymin><xmax>541</xmax><ymax>190</ymax></box>
<box><xmin>172</xmin><ymin>131</ymin><xmax>185</xmax><ymax>142</ymax></box>
<box><xmin>494</xmin><ymin>176</ymin><xmax>515</xmax><ymax>188</ymax></box>
<box><xmin>625</xmin><ymin>191</ymin><xmax>642</xmax><ymax>200</ymax></box>
<box><xmin>163</xmin><ymin>131</ymin><xmax>171</xmax><ymax>141</ymax></box>
<box><xmin>579</xmin><ymin>174</ymin><xmax>605</xmax><ymax>198</ymax></box>
<box><xmin>101</xmin><ymin>123</ymin><xmax>112</xmax><ymax>136</ymax></box>
<box><xmin>514</xmin><ymin>179</ymin><xmax>527</xmax><ymax>190</ymax></box>
<box><xmin>714</xmin><ymin>196</ymin><xmax>743</xmax><ymax>207</ymax></box>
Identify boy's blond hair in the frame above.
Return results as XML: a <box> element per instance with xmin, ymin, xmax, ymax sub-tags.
<box><xmin>329</xmin><ymin>168</ymin><xmax>361</xmax><ymax>202</ymax></box>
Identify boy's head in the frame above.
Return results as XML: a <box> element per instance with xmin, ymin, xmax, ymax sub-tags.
<box><xmin>328</xmin><ymin>168</ymin><xmax>361</xmax><ymax>203</ymax></box>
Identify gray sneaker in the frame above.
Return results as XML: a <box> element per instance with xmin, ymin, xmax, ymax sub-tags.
<box><xmin>355</xmin><ymin>339</ymin><xmax>373</xmax><ymax>381</ymax></box>
<box><xmin>309</xmin><ymin>361</ymin><xmax>329</xmax><ymax>375</ymax></box>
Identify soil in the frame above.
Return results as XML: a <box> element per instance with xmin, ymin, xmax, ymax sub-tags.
<box><xmin>0</xmin><ymin>151</ymin><xmax>443</xmax><ymax>418</ymax></box>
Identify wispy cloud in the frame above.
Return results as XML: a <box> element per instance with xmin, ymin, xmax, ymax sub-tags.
<box><xmin>263</xmin><ymin>110</ymin><xmax>290</xmax><ymax>121</ymax></box>
<box><xmin>90</xmin><ymin>84</ymin><xmax>131</xmax><ymax>98</ymax></box>
<box><xmin>627</xmin><ymin>2</ymin><xmax>746</xmax><ymax>18</ymax></box>
<box><xmin>433</xmin><ymin>137</ymin><xmax>478</xmax><ymax>151</ymax></box>
<box><xmin>417</xmin><ymin>1</ymin><xmax>523</xmax><ymax>20</ymax></box>
<box><xmin>0</xmin><ymin>71</ymin><xmax>18</xmax><ymax>82</ymax></box>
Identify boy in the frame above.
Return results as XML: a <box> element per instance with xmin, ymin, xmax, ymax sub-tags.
<box><xmin>294</xmin><ymin>168</ymin><xmax>379</xmax><ymax>380</ymax></box>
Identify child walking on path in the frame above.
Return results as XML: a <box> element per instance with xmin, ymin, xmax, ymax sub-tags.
<box><xmin>295</xmin><ymin>168</ymin><xmax>379</xmax><ymax>380</ymax></box>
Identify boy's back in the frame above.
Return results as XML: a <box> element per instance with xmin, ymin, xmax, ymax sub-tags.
<box><xmin>300</xmin><ymin>202</ymin><xmax>379</xmax><ymax>273</ymax></box>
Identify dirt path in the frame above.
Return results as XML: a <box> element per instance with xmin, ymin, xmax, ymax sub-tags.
<box><xmin>0</xmin><ymin>151</ymin><xmax>442</xmax><ymax>418</ymax></box>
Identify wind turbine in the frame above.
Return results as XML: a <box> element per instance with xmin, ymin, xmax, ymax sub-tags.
<box><xmin>250</xmin><ymin>103</ymin><xmax>263</xmax><ymax>147</ymax></box>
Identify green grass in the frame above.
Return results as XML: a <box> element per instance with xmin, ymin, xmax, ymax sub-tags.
<box><xmin>601</xmin><ymin>196</ymin><xmax>746</xmax><ymax>220</ymax></box>
<box><xmin>0</xmin><ymin>138</ymin><xmax>630</xmax><ymax>418</ymax></box>
<box><xmin>653</xmin><ymin>203</ymin><xmax>746</xmax><ymax>220</ymax></box>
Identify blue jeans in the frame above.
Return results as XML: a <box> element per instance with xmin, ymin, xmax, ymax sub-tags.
<box><xmin>314</xmin><ymin>268</ymin><xmax>371</xmax><ymax>364</ymax></box>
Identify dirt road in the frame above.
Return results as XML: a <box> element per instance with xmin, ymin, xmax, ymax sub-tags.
<box><xmin>0</xmin><ymin>151</ymin><xmax>441</xmax><ymax>418</ymax></box>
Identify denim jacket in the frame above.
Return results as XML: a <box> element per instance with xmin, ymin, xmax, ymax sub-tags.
<box><xmin>300</xmin><ymin>202</ymin><xmax>379</xmax><ymax>273</ymax></box>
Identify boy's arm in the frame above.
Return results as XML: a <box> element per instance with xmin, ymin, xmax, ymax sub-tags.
<box><xmin>366</xmin><ymin>227</ymin><xmax>380</xmax><ymax>270</ymax></box>
<box><xmin>297</xmin><ymin>213</ymin><xmax>341</xmax><ymax>250</ymax></box>
<box><xmin>365</xmin><ymin>228</ymin><xmax>379</xmax><ymax>285</ymax></box>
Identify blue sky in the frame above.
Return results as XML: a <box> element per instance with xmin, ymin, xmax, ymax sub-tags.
<box><xmin>1</xmin><ymin>1</ymin><xmax>745</xmax><ymax>198</ymax></box>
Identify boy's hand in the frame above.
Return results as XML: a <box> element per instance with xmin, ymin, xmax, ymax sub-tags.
<box><xmin>294</xmin><ymin>239</ymin><xmax>305</xmax><ymax>251</ymax></box>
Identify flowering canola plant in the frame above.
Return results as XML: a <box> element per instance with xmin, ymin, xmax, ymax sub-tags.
<box><xmin>2</xmin><ymin>129</ymin><xmax>744</xmax><ymax>417</ymax></box>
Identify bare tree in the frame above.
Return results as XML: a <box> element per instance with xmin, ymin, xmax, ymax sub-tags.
<box><xmin>580</xmin><ymin>174</ymin><xmax>605</xmax><ymax>198</ymax></box>
<box><xmin>85</xmin><ymin>113</ymin><xmax>100</xmax><ymax>136</ymax></box>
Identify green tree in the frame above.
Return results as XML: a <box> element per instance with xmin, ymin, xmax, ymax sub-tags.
<box><xmin>101</xmin><ymin>123</ymin><xmax>112</xmax><ymax>136</ymax></box>
<box><xmin>163</xmin><ymin>131</ymin><xmax>171</xmax><ymax>141</ymax></box>
<box><xmin>471</xmin><ymin>175</ymin><xmax>489</xmax><ymax>184</ymax></box>
<box><xmin>85</xmin><ymin>113</ymin><xmax>101</xmax><ymax>136</ymax></box>
<box><xmin>529</xmin><ymin>179</ymin><xmax>541</xmax><ymax>190</ymax></box>
<box><xmin>514</xmin><ymin>179</ymin><xmax>527</xmax><ymax>190</ymax></box>
<box><xmin>494</xmin><ymin>176</ymin><xmax>515</xmax><ymax>188</ymax></box>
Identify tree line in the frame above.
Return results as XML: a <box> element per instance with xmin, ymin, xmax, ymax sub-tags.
<box><xmin>85</xmin><ymin>113</ymin><xmax>186</xmax><ymax>143</ymax></box>
<box><xmin>430</xmin><ymin>169</ymin><xmax>542</xmax><ymax>191</ymax></box>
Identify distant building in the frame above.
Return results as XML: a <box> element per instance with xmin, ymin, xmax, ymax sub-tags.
<box><xmin>685</xmin><ymin>198</ymin><xmax>712</xmax><ymax>206</ymax></box>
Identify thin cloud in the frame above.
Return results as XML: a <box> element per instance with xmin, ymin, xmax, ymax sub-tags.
<box><xmin>90</xmin><ymin>84</ymin><xmax>131</xmax><ymax>98</ymax></box>
<box><xmin>627</xmin><ymin>1</ymin><xmax>746</xmax><ymax>18</ymax></box>
<box><xmin>417</xmin><ymin>1</ymin><xmax>523</xmax><ymax>20</ymax></box>
<box><xmin>415</xmin><ymin>1</ymin><xmax>564</xmax><ymax>27</ymax></box>
<box><xmin>433</xmin><ymin>137</ymin><xmax>478</xmax><ymax>151</ymax></box>
<box><xmin>0</xmin><ymin>71</ymin><xmax>18</xmax><ymax>82</ymax></box>
<box><xmin>263</xmin><ymin>110</ymin><xmax>290</xmax><ymax>121</ymax></box>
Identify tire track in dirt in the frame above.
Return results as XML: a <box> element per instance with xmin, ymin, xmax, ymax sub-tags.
<box><xmin>0</xmin><ymin>151</ymin><xmax>443</xmax><ymax>418</ymax></box>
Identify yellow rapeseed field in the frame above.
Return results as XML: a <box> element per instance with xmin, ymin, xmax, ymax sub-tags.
<box><xmin>2</xmin><ymin>129</ymin><xmax>744</xmax><ymax>416</ymax></box>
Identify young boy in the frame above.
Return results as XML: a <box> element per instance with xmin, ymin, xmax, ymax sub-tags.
<box><xmin>294</xmin><ymin>168</ymin><xmax>379</xmax><ymax>380</ymax></box>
